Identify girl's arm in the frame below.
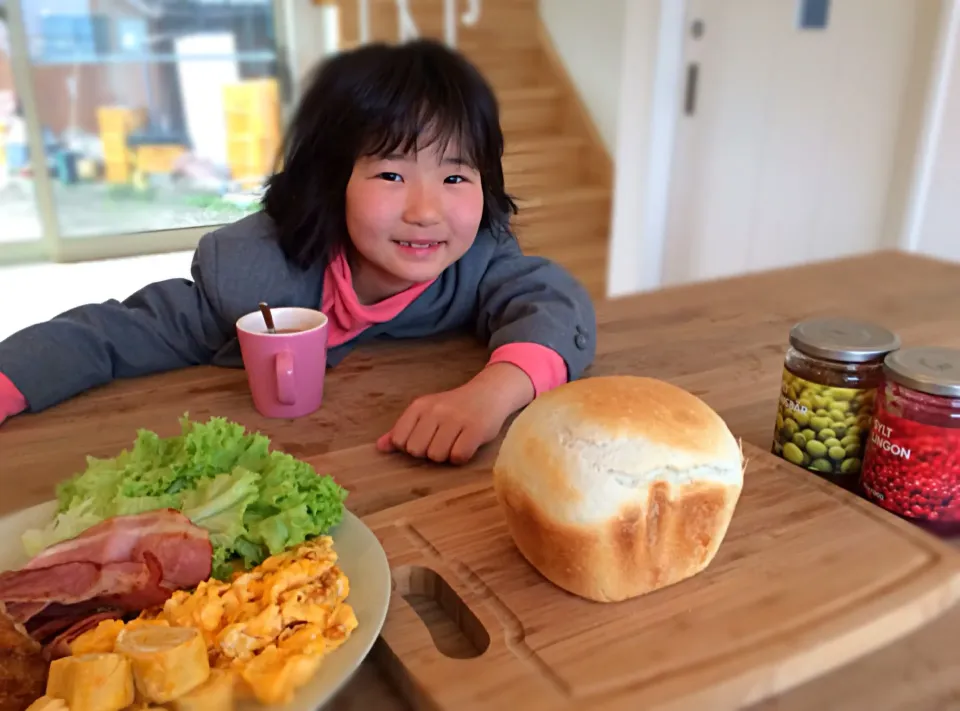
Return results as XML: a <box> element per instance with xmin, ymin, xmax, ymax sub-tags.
<box><xmin>0</xmin><ymin>235</ymin><xmax>236</xmax><ymax>415</ymax></box>
<box><xmin>474</xmin><ymin>234</ymin><xmax>597</xmax><ymax>386</ymax></box>
<box><xmin>378</xmin><ymin>234</ymin><xmax>597</xmax><ymax>463</ymax></box>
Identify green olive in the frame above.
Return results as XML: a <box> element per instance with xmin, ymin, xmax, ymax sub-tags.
<box><xmin>840</xmin><ymin>434</ymin><xmax>860</xmax><ymax>448</ymax></box>
<box><xmin>847</xmin><ymin>426</ymin><xmax>861</xmax><ymax>438</ymax></box>
<box><xmin>831</xmin><ymin>422</ymin><xmax>848</xmax><ymax>437</ymax></box>
<box><xmin>776</xmin><ymin>413</ymin><xmax>785</xmax><ymax>431</ymax></box>
<box><xmin>810</xmin><ymin>458</ymin><xmax>834</xmax><ymax>473</ymax></box>
<box><xmin>840</xmin><ymin>458</ymin><xmax>862</xmax><ymax>474</ymax></box>
<box><xmin>805</xmin><ymin>440</ymin><xmax>828</xmax><ymax>458</ymax></box>
<box><xmin>782</xmin><ymin>418</ymin><xmax>800</xmax><ymax>438</ymax></box>
<box><xmin>815</xmin><ymin>408</ymin><xmax>829</xmax><ymax>417</ymax></box>
<box><xmin>828</xmin><ymin>445</ymin><xmax>846</xmax><ymax>461</ymax></box>
<box><xmin>823</xmin><ymin>438</ymin><xmax>841</xmax><ymax>449</ymax></box>
<box><xmin>801</xmin><ymin>428</ymin><xmax>816</xmax><ymax>442</ymax></box>
<box><xmin>828</xmin><ymin>409</ymin><xmax>846</xmax><ymax>422</ymax></box>
<box><xmin>831</xmin><ymin>389</ymin><xmax>855</xmax><ymax>402</ymax></box>
<box><xmin>813</xmin><ymin>395</ymin><xmax>829</xmax><ymax>410</ymax></box>
<box><xmin>792</xmin><ymin>432</ymin><xmax>808</xmax><ymax>449</ymax></box>
<box><xmin>783</xmin><ymin>442</ymin><xmax>805</xmax><ymax>465</ymax></box>
<box><xmin>810</xmin><ymin>416</ymin><xmax>831</xmax><ymax>432</ymax></box>
<box><xmin>844</xmin><ymin>442</ymin><xmax>861</xmax><ymax>457</ymax></box>
<box><xmin>817</xmin><ymin>428</ymin><xmax>837</xmax><ymax>442</ymax></box>
<box><xmin>797</xmin><ymin>398</ymin><xmax>813</xmax><ymax>411</ymax></box>
<box><xmin>793</xmin><ymin>410</ymin><xmax>811</xmax><ymax>427</ymax></box>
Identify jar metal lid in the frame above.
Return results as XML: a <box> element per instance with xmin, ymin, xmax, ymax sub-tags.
<box><xmin>884</xmin><ymin>347</ymin><xmax>960</xmax><ymax>398</ymax></box>
<box><xmin>789</xmin><ymin>318</ymin><xmax>901</xmax><ymax>364</ymax></box>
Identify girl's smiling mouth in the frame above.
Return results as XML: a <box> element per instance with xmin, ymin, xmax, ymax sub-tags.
<box><xmin>393</xmin><ymin>240</ymin><xmax>445</xmax><ymax>250</ymax></box>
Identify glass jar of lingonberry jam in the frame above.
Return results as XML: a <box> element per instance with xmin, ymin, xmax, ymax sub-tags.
<box><xmin>771</xmin><ymin>318</ymin><xmax>901</xmax><ymax>493</ymax></box>
<box><xmin>860</xmin><ymin>347</ymin><xmax>960</xmax><ymax>534</ymax></box>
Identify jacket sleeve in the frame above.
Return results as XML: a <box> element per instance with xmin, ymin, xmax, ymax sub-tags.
<box><xmin>0</xmin><ymin>234</ymin><xmax>235</xmax><ymax>413</ymax></box>
<box><xmin>475</xmin><ymin>235</ymin><xmax>597</xmax><ymax>381</ymax></box>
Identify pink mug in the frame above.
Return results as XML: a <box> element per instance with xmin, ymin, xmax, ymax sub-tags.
<box><xmin>236</xmin><ymin>307</ymin><xmax>329</xmax><ymax>419</ymax></box>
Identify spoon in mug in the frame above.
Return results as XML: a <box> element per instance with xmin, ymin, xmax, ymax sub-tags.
<box><xmin>258</xmin><ymin>302</ymin><xmax>277</xmax><ymax>334</ymax></box>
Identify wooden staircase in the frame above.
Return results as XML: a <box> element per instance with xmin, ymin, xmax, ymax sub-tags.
<box><xmin>330</xmin><ymin>0</ymin><xmax>612</xmax><ymax>299</ymax></box>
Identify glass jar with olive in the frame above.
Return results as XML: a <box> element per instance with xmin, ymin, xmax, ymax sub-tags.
<box><xmin>771</xmin><ymin>318</ymin><xmax>900</xmax><ymax>493</ymax></box>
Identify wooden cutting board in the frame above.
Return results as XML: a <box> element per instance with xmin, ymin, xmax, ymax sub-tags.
<box><xmin>361</xmin><ymin>443</ymin><xmax>960</xmax><ymax>711</ymax></box>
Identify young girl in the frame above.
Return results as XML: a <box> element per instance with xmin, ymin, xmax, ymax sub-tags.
<box><xmin>0</xmin><ymin>39</ymin><xmax>596</xmax><ymax>465</ymax></box>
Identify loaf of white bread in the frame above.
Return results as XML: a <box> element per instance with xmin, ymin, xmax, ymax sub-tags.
<box><xmin>493</xmin><ymin>375</ymin><xmax>744</xmax><ymax>603</ymax></box>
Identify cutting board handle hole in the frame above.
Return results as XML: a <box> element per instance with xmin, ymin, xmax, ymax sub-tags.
<box><xmin>393</xmin><ymin>565</ymin><xmax>490</xmax><ymax>659</ymax></box>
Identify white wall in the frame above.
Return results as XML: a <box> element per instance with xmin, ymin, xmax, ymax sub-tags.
<box><xmin>606</xmin><ymin>0</ymin><xmax>678</xmax><ymax>296</ymax></box>
<box><xmin>538</xmin><ymin>0</ymin><xmax>627</xmax><ymax>153</ymax></box>
<box><xmin>906</xmin><ymin>0</ymin><xmax>960</xmax><ymax>263</ymax></box>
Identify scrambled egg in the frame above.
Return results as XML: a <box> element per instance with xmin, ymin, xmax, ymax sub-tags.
<box><xmin>67</xmin><ymin>537</ymin><xmax>357</xmax><ymax>706</ymax></box>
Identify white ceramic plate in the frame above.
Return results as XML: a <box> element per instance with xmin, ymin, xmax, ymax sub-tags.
<box><xmin>0</xmin><ymin>502</ymin><xmax>392</xmax><ymax>711</ymax></box>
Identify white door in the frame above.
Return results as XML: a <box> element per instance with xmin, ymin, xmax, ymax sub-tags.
<box><xmin>661</xmin><ymin>0</ymin><xmax>928</xmax><ymax>286</ymax></box>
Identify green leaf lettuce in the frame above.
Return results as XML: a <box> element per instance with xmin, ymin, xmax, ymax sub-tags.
<box><xmin>22</xmin><ymin>415</ymin><xmax>348</xmax><ymax>579</ymax></box>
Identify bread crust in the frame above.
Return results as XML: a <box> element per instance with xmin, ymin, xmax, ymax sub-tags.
<box><xmin>494</xmin><ymin>475</ymin><xmax>740</xmax><ymax>602</ymax></box>
<box><xmin>528</xmin><ymin>376</ymin><xmax>741</xmax><ymax>460</ymax></box>
<box><xmin>493</xmin><ymin>376</ymin><xmax>744</xmax><ymax>602</ymax></box>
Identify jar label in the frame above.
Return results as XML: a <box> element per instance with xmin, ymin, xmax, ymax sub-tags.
<box><xmin>861</xmin><ymin>412</ymin><xmax>960</xmax><ymax>522</ymax></box>
<box><xmin>771</xmin><ymin>368</ymin><xmax>875</xmax><ymax>478</ymax></box>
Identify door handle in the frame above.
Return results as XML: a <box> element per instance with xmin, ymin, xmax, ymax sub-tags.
<box><xmin>684</xmin><ymin>62</ymin><xmax>699</xmax><ymax>116</ymax></box>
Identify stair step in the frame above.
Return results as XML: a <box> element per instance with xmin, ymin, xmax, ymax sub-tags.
<box><xmin>334</xmin><ymin>0</ymin><xmax>540</xmax><ymax>49</ymax></box>
<box><xmin>512</xmin><ymin>185</ymin><xmax>611</xmax><ymax>244</ymax></box>
<box><xmin>525</xmin><ymin>237</ymin><xmax>609</xmax><ymax>263</ymax></box>
<box><xmin>466</xmin><ymin>46</ymin><xmax>547</xmax><ymax>89</ymax></box>
<box><xmin>516</xmin><ymin>220</ymin><xmax>611</xmax><ymax>252</ymax></box>
<box><xmin>503</xmin><ymin>135</ymin><xmax>587</xmax><ymax>191</ymax></box>
<box><xmin>498</xmin><ymin>86</ymin><xmax>565</xmax><ymax>135</ymax></box>
<box><xmin>513</xmin><ymin>184</ymin><xmax>611</xmax><ymax>220</ymax></box>
<box><xmin>516</xmin><ymin>228</ymin><xmax>611</xmax><ymax>257</ymax></box>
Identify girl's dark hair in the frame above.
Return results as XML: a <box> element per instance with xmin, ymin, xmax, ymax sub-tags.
<box><xmin>262</xmin><ymin>39</ymin><xmax>518</xmax><ymax>269</ymax></box>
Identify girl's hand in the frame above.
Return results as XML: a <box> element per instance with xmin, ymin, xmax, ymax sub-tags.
<box><xmin>376</xmin><ymin>363</ymin><xmax>535</xmax><ymax>465</ymax></box>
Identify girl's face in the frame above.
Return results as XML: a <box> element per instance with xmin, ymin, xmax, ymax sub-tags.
<box><xmin>345</xmin><ymin>139</ymin><xmax>484</xmax><ymax>304</ymax></box>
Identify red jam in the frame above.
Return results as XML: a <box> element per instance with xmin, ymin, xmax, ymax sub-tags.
<box><xmin>860</xmin><ymin>347</ymin><xmax>960</xmax><ymax>535</ymax></box>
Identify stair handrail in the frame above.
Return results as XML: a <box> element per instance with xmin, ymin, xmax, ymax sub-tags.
<box><xmin>354</xmin><ymin>0</ymin><xmax>483</xmax><ymax>48</ymax></box>
<box><xmin>396</xmin><ymin>0</ymin><xmax>420</xmax><ymax>41</ymax></box>
<box><xmin>462</xmin><ymin>0</ymin><xmax>481</xmax><ymax>26</ymax></box>
<box><xmin>358</xmin><ymin>0</ymin><xmax>370</xmax><ymax>43</ymax></box>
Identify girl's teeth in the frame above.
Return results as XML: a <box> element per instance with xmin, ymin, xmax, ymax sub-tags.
<box><xmin>399</xmin><ymin>242</ymin><xmax>436</xmax><ymax>249</ymax></box>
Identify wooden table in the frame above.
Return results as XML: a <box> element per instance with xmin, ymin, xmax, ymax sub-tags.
<box><xmin>3</xmin><ymin>251</ymin><xmax>960</xmax><ymax>710</ymax></box>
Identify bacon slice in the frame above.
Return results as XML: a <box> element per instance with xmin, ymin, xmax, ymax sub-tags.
<box><xmin>0</xmin><ymin>555</ymin><xmax>173</xmax><ymax>610</ymax></box>
<box><xmin>0</xmin><ymin>561</ymin><xmax>151</xmax><ymax>603</ymax></box>
<box><xmin>24</xmin><ymin>509</ymin><xmax>212</xmax><ymax>589</ymax></box>
<box><xmin>0</xmin><ymin>510</ymin><xmax>212</xmax><ymax>649</ymax></box>
<box><xmin>43</xmin><ymin>610</ymin><xmax>125</xmax><ymax>661</ymax></box>
<box><xmin>26</xmin><ymin>603</ymin><xmax>109</xmax><ymax>643</ymax></box>
<box><xmin>2</xmin><ymin>603</ymin><xmax>47</xmax><ymax>626</ymax></box>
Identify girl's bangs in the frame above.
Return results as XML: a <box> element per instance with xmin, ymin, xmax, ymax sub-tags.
<box><xmin>359</xmin><ymin>99</ymin><xmax>480</xmax><ymax>168</ymax></box>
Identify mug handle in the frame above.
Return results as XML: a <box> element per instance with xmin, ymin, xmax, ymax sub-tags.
<box><xmin>275</xmin><ymin>351</ymin><xmax>296</xmax><ymax>406</ymax></box>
